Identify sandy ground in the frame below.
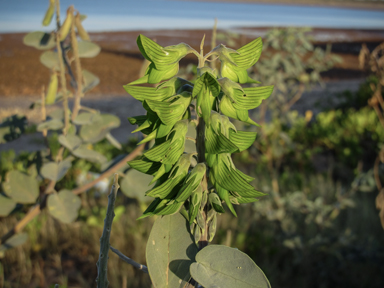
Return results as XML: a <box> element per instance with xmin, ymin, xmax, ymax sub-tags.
<box><xmin>0</xmin><ymin>28</ymin><xmax>383</xmax><ymax>98</ymax></box>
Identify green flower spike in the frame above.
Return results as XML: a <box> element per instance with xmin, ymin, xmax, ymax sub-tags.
<box><xmin>211</xmin><ymin>38</ymin><xmax>263</xmax><ymax>84</ymax></box>
<box><xmin>129</xmin><ymin>35</ymin><xmax>196</xmax><ymax>84</ymax></box>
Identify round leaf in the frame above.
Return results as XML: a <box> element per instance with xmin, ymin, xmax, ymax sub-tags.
<box><xmin>0</xmin><ymin>195</ymin><xmax>17</xmax><ymax>216</ymax></box>
<box><xmin>47</xmin><ymin>190</ymin><xmax>81</xmax><ymax>223</ymax></box>
<box><xmin>120</xmin><ymin>169</ymin><xmax>154</xmax><ymax>203</ymax></box>
<box><xmin>40</xmin><ymin>51</ymin><xmax>60</xmax><ymax>71</ymax></box>
<box><xmin>77</xmin><ymin>41</ymin><xmax>101</xmax><ymax>58</ymax></box>
<box><xmin>73</xmin><ymin>112</ymin><xmax>102</xmax><ymax>125</ymax></box>
<box><xmin>79</xmin><ymin>114</ymin><xmax>120</xmax><ymax>143</ymax></box>
<box><xmin>41</xmin><ymin>158</ymin><xmax>72</xmax><ymax>181</ymax></box>
<box><xmin>105</xmin><ymin>132</ymin><xmax>121</xmax><ymax>150</ymax></box>
<box><xmin>23</xmin><ymin>31</ymin><xmax>55</xmax><ymax>50</ymax></box>
<box><xmin>190</xmin><ymin>245</ymin><xmax>271</xmax><ymax>288</ymax></box>
<box><xmin>72</xmin><ymin>145</ymin><xmax>107</xmax><ymax>163</ymax></box>
<box><xmin>82</xmin><ymin>69</ymin><xmax>100</xmax><ymax>93</ymax></box>
<box><xmin>0</xmin><ymin>233</ymin><xmax>28</xmax><ymax>252</ymax></box>
<box><xmin>2</xmin><ymin>170</ymin><xmax>39</xmax><ymax>204</ymax></box>
<box><xmin>48</xmin><ymin>108</ymin><xmax>65</xmax><ymax>120</ymax></box>
<box><xmin>146</xmin><ymin>213</ymin><xmax>198</xmax><ymax>288</ymax></box>
<box><xmin>37</xmin><ymin>119</ymin><xmax>63</xmax><ymax>132</ymax></box>
<box><xmin>58</xmin><ymin>134</ymin><xmax>82</xmax><ymax>151</ymax></box>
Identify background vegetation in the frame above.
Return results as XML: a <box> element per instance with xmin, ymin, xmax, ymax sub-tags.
<box><xmin>1</xmin><ymin>7</ymin><xmax>384</xmax><ymax>288</ymax></box>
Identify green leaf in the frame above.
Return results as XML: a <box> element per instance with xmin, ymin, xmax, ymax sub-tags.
<box><xmin>219</xmin><ymin>96</ymin><xmax>259</xmax><ymax>126</ymax></box>
<box><xmin>216</xmin><ymin>185</ymin><xmax>237</xmax><ymax>217</ymax></box>
<box><xmin>2</xmin><ymin>170</ymin><xmax>39</xmax><ymax>204</ymax></box>
<box><xmin>190</xmin><ymin>245</ymin><xmax>271</xmax><ymax>288</ymax></box>
<box><xmin>105</xmin><ymin>133</ymin><xmax>121</xmax><ymax>150</ymax></box>
<box><xmin>82</xmin><ymin>69</ymin><xmax>100</xmax><ymax>93</ymax></box>
<box><xmin>229</xmin><ymin>130</ymin><xmax>257</xmax><ymax>152</ymax></box>
<box><xmin>209</xmin><ymin>193</ymin><xmax>225</xmax><ymax>213</ymax></box>
<box><xmin>120</xmin><ymin>169</ymin><xmax>154</xmax><ymax>203</ymax></box>
<box><xmin>37</xmin><ymin>119</ymin><xmax>64</xmax><ymax>131</ymax></box>
<box><xmin>232</xmin><ymin>38</ymin><xmax>263</xmax><ymax>69</ymax></box>
<box><xmin>131</xmin><ymin>62</ymin><xmax>180</xmax><ymax>85</ymax></box>
<box><xmin>128</xmin><ymin>157</ymin><xmax>162</xmax><ymax>175</ymax></box>
<box><xmin>73</xmin><ymin>112</ymin><xmax>102</xmax><ymax>125</ymax></box>
<box><xmin>0</xmin><ymin>195</ymin><xmax>17</xmax><ymax>216</ymax></box>
<box><xmin>40</xmin><ymin>51</ymin><xmax>60</xmax><ymax>71</ymax></box>
<box><xmin>146</xmin><ymin>213</ymin><xmax>198</xmax><ymax>288</ymax></box>
<box><xmin>47</xmin><ymin>190</ymin><xmax>81</xmax><ymax>223</ymax></box>
<box><xmin>231</xmin><ymin>196</ymin><xmax>259</xmax><ymax>204</ymax></box>
<box><xmin>212</xmin><ymin>158</ymin><xmax>265</xmax><ymax>197</ymax></box>
<box><xmin>72</xmin><ymin>145</ymin><xmax>107</xmax><ymax>163</ymax></box>
<box><xmin>145</xmin><ymin>176</ymin><xmax>183</xmax><ymax>199</ymax></box>
<box><xmin>219</xmin><ymin>38</ymin><xmax>263</xmax><ymax>84</ymax></box>
<box><xmin>157</xmin><ymin>77</ymin><xmax>194</xmax><ymax>95</ymax></box>
<box><xmin>146</xmin><ymin>92</ymin><xmax>191</xmax><ymax>126</ymax></box>
<box><xmin>48</xmin><ymin>108</ymin><xmax>65</xmax><ymax>120</ymax></box>
<box><xmin>137</xmin><ymin>35</ymin><xmax>193</xmax><ymax>71</ymax></box>
<box><xmin>144</xmin><ymin>138</ymin><xmax>184</xmax><ymax>165</ymax></box>
<box><xmin>193</xmin><ymin>72</ymin><xmax>220</xmax><ymax>98</ymax></box>
<box><xmin>79</xmin><ymin>114</ymin><xmax>120</xmax><ymax>143</ymax></box>
<box><xmin>23</xmin><ymin>31</ymin><xmax>55</xmax><ymax>50</ymax></box>
<box><xmin>0</xmin><ymin>233</ymin><xmax>28</xmax><ymax>252</ymax></box>
<box><xmin>77</xmin><ymin>41</ymin><xmax>101</xmax><ymax>58</ymax></box>
<box><xmin>58</xmin><ymin>134</ymin><xmax>82</xmax><ymax>151</ymax></box>
<box><xmin>40</xmin><ymin>158</ymin><xmax>72</xmax><ymax>181</ymax></box>
<box><xmin>123</xmin><ymin>85</ymin><xmax>173</xmax><ymax>102</ymax></box>
<box><xmin>232</xmin><ymin>86</ymin><xmax>274</xmax><ymax>110</ymax></box>
<box><xmin>205</xmin><ymin>125</ymin><xmax>238</xmax><ymax>154</ymax></box>
<box><xmin>127</xmin><ymin>115</ymin><xmax>147</xmax><ymax>126</ymax></box>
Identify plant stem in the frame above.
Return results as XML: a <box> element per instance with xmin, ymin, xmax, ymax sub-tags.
<box><xmin>210</xmin><ymin>18</ymin><xmax>218</xmax><ymax>70</ymax></box>
<box><xmin>109</xmin><ymin>246</ymin><xmax>148</xmax><ymax>273</ymax></box>
<box><xmin>55</xmin><ymin>3</ymin><xmax>70</xmax><ymax>136</ymax></box>
<box><xmin>71</xmin><ymin>11</ymin><xmax>83</xmax><ymax>121</ymax></box>
<box><xmin>96</xmin><ymin>174</ymin><xmax>120</xmax><ymax>288</ymax></box>
<box><xmin>196</xmin><ymin>35</ymin><xmax>209</xmax><ymax>251</ymax></box>
<box><xmin>40</xmin><ymin>85</ymin><xmax>51</xmax><ymax>155</ymax></box>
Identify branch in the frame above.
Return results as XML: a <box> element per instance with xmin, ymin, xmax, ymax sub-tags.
<box><xmin>109</xmin><ymin>246</ymin><xmax>148</xmax><ymax>273</ymax></box>
<box><xmin>73</xmin><ymin>144</ymin><xmax>144</xmax><ymax>195</ymax></box>
<box><xmin>55</xmin><ymin>22</ymin><xmax>70</xmax><ymax>136</ymax></box>
<box><xmin>282</xmin><ymin>84</ymin><xmax>305</xmax><ymax>113</ymax></box>
<box><xmin>374</xmin><ymin>156</ymin><xmax>382</xmax><ymax>191</ymax></box>
<box><xmin>0</xmin><ymin>144</ymin><xmax>144</xmax><ymax>245</ymax></box>
<box><xmin>96</xmin><ymin>174</ymin><xmax>119</xmax><ymax>288</ymax></box>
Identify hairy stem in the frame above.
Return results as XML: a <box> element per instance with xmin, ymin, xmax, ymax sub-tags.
<box><xmin>96</xmin><ymin>174</ymin><xmax>120</xmax><ymax>288</ymax></box>
<box><xmin>71</xmin><ymin>11</ymin><xmax>83</xmax><ymax>121</ymax></box>
<box><xmin>196</xmin><ymin>35</ymin><xmax>209</xmax><ymax>251</ymax></box>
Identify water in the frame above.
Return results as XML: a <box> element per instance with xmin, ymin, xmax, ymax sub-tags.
<box><xmin>0</xmin><ymin>0</ymin><xmax>384</xmax><ymax>33</ymax></box>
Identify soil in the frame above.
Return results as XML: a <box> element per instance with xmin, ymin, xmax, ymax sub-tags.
<box><xmin>1</xmin><ymin>28</ymin><xmax>383</xmax><ymax>98</ymax></box>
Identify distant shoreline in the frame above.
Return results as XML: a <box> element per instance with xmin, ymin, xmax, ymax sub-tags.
<box><xmin>181</xmin><ymin>0</ymin><xmax>384</xmax><ymax>11</ymax></box>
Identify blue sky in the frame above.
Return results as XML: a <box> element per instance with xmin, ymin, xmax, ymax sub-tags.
<box><xmin>1</xmin><ymin>0</ymin><xmax>384</xmax><ymax>32</ymax></box>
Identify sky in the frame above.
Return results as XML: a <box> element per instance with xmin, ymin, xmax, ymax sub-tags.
<box><xmin>1</xmin><ymin>0</ymin><xmax>384</xmax><ymax>33</ymax></box>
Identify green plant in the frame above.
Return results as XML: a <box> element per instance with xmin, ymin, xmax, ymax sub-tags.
<box><xmin>0</xmin><ymin>0</ymin><xmax>144</xmax><ymax>254</ymax></box>
<box><xmin>96</xmin><ymin>34</ymin><xmax>274</xmax><ymax>287</ymax></box>
<box><xmin>359</xmin><ymin>42</ymin><xmax>384</xmax><ymax>228</ymax></box>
